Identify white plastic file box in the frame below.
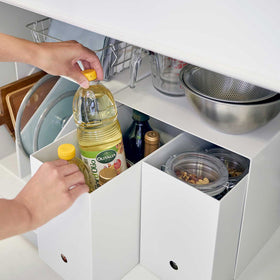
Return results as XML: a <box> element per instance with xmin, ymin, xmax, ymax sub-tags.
<box><xmin>30</xmin><ymin>129</ymin><xmax>142</xmax><ymax>280</ymax></box>
<box><xmin>140</xmin><ymin>133</ymin><xmax>248</xmax><ymax>280</ymax></box>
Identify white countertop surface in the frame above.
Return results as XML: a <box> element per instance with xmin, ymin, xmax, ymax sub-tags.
<box><xmin>0</xmin><ymin>223</ymin><xmax>280</xmax><ymax>280</ymax></box>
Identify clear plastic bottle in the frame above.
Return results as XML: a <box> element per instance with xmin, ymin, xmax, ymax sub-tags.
<box><xmin>73</xmin><ymin>69</ymin><xmax>127</xmax><ymax>186</ymax></box>
<box><xmin>57</xmin><ymin>143</ymin><xmax>97</xmax><ymax>193</ymax></box>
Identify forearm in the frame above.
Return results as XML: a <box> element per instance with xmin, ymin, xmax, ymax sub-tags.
<box><xmin>0</xmin><ymin>160</ymin><xmax>88</xmax><ymax>240</ymax></box>
<box><xmin>0</xmin><ymin>33</ymin><xmax>40</xmax><ymax>65</ymax></box>
<box><xmin>0</xmin><ymin>32</ymin><xmax>103</xmax><ymax>87</ymax></box>
<box><xmin>0</xmin><ymin>198</ymin><xmax>32</xmax><ymax>240</ymax></box>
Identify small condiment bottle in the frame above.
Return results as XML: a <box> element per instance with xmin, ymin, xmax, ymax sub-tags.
<box><xmin>99</xmin><ymin>168</ymin><xmax>118</xmax><ymax>186</ymax></box>
<box><xmin>144</xmin><ymin>131</ymin><xmax>160</xmax><ymax>157</ymax></box>
<box><xmin>58</xmin><ymin>143</ymin><xmax>97</xmax><ymax>193</ymax></box>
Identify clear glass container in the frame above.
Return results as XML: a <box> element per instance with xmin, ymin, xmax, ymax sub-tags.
<box><xmin>206</xmin><ymin>148</ymin><xmax>250</xmax><ymax>185</ymax></box>
<box><xmin>164</xmin><ymin>152</ymin><xmax>228</xmax><ymax>197</ymax></box>
<box><xmin>150</xmin><ymin>53</ymin><xmax>187</xmax><ymax>96</ymax></box>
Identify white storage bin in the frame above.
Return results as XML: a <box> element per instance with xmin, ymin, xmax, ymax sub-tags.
<box><xmin>29</xmin><ymin>103</ymin><xmax>181</xmax><ymax>280</ymax></box>
<box><xmin>115</xmin><ymin>74</ymin><xmax>280</xmax><ymax>278</ymax></box>
<box><xmin>30</xmin><ymin>129</ymin><xmax>142</xmax><ymax>280</ymax></box>
<box><xmin>140</xmin><ymin>133</ymin><xmax>248</xmax><ymax>280</ymax></box>
<box><xmin>30</xmin><ymin>116</ymin><xmax>280</xmax><ymax>280</ymax></box>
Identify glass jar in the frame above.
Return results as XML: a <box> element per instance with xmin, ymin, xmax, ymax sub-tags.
<box><xmin>206</xmin><ymin>148</ymin><xmax>249</xmax><ymax>187</ymax></box>
<box><xmin>150</xmin><ymin>52</ymin><xmax>187</xmax><ymax>96</ymax></box>
<box><xmin>164</xmin><ymin>152</ymin><xmax>229</xmax><ymax>197</ymax></box>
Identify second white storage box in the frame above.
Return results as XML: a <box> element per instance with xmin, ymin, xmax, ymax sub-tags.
<box><xmin>140</xmin><ymin>133</ymin><xmax>248</xmax><ymax>280</ymax></box>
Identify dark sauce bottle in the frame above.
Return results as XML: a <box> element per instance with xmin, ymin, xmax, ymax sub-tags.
<box><xmin>123</xmin><ymin>109</ymin><xmax>152</xmax><ymax>163</ymax></box>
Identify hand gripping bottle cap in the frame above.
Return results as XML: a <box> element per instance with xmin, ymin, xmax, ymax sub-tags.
<box><xmin>82</xmin><ymin>69</ymin><xmax>97</xmax><ymax>81</ymax></box>
<box><xmin>58</xmin><ymin>144</ymin><xmax>76</xmax><ymax>161</ymax></box>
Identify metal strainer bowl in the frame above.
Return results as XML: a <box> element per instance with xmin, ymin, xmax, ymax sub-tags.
<box><xmin>179</xmin><ymin>65</ymin><xmax>280</xmax><ymax>134</ymax></box>
<box><xmin>182</xmin><ymin>65</ymin><xmax>277</xmax><ymax>103</ymax></box>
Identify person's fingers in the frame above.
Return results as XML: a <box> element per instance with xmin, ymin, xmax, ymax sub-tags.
<box><xmin>79</xmin><ymin>49</ymin><xmax>104</xmax><ymax>80</ymax></box>
<box><xmin>51</xmin><ymin>159</ymin><xmax>68</xmax><ymax>167</ymax></box>
<box><xmin>81</xmin><ymin>60</ymin><xmax>90</xmax><ymax>70</ymax></box>
<box><xmin>88</xmin><ymin>59</ymin><xmax>103</xmax><ymax>80</ymax></box>
<box><xmin>66</xmin><ymin>45</ymin><xmax>103</xmax><ymax>87</ymax></box>
<box><xmin>57</xmin><ymin>163</ymin><xmax>80</xmax><ymax>177</ymax></box>
<box><xmin>70</xmin><ymin>65</ymin><xmax>90</xmax><ymax>88</ymax></box>
<box><xmin>69</xmin><ymin>184</ymin><xmax>89</xmax><ymax>201</ymax></box>
<box><xmin>64</xmin><ymin>171</ymin><xmax>86</xmax><ymax>189</ymax></box>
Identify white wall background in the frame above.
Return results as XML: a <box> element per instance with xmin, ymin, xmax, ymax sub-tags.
<box><xmin>0</xmin><ymin>2</ymin><xmax>44</xmax><ymax>86</ymax></box>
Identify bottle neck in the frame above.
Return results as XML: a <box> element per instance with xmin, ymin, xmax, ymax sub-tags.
<box><xmin>133</xmin><ymin>118</ymin><xmax>149</xmax><ymax>123</ymax></box>
<box><xmin>89</xmin><ymin>80</ymin><xmax>99</xmax><ymax>86</ymax></box>
<box><xmin>134</xmin><ymin>120</ymin><xmax>147</xmax><ymax>124</ymax></box>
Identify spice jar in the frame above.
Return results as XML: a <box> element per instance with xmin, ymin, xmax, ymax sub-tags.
<box><xmin>144</xmin><ymin>131</ymin><xmax>160</xmax><ymax>157</ymax></box>
<box><xmin>99</xmin><ymin>168</ymin><xmax>118</xmax><ymax>186</ymax></box>
<box><xmin>164</xmin><ymin>152</ymin><xmax>228</xmax><ymax>198</ymax></box>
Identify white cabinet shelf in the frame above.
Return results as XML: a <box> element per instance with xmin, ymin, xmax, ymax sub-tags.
<box><xmin>3</xmin><ymin>0</ymin><xmax>280</xmax><ymax>93</ymax></box>
<box><xmin>115</xmin><ymin>73</ymin><xmax>280</xmax><ymax>159</ymax></box>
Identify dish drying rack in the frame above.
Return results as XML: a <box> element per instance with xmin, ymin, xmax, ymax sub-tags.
<box><xmin>26</xmin><ymin>18</ymin><xmax>134</xmax><ymax>81</ymax></box>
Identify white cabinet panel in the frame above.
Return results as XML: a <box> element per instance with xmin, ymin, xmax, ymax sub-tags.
<box><xmin>2</xmin><ymin>0</ymin><xmax>280</xmax><ymax>92</ymax></box>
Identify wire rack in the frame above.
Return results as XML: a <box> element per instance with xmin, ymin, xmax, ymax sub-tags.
<box><xmin>26</xmin><ymin>18</ymin><xmax>133</xmax><ymax>80</ymax></box>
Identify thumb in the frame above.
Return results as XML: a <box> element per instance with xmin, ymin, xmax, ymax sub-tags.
<box><xmin>69</xmin><ymin>69</ymin><xmax>89</xmax><ymax>88</ymax></box>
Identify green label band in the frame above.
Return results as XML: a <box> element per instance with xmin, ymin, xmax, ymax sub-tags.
<box><xmin>80</xmin><ymin>146</ymin><xmax>117</xmax><ymax>159</ymax></box>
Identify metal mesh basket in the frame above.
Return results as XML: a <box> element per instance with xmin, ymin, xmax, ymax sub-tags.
<box><xmin>26</xmin><ymin>18</ymin><xmax>133</xmax><ymax>81</ymax></box>
<box><xmin>181</xmin><ymin>65</ymin><xmax>277</xmax><ymax>103</ymax></box>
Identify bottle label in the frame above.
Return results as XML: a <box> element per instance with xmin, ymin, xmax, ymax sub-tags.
<box><xmin>80</xmin><ymin>141</ymin><xmax>127</xmax><ymax>186</ymax></box>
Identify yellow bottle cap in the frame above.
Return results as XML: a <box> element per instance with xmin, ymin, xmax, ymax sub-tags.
<box><xmin>58</xmin><ymin>144</ymin><xmax>76</xmax><ymax>160</ymax></box>
<box><xmin>82</xmin><ymin>69</ymin><xmax>97</xmax><ymax>81</ymax></box>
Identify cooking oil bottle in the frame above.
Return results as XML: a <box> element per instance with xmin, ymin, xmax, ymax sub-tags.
<box><xmin>73</xmin><ymin>69</ymin><xmax>127</xmax><ymax>186</ymax></box>
<box><xmin>57</xmin><ymin>143</ymin><xmax>97</xmax><ymax>192</ymax></box>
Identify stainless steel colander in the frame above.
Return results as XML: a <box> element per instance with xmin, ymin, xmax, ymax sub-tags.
<box><xmin>182</xmin><ymin>65</ymin><xmax>277</xmax><ymax>103</ymax></box>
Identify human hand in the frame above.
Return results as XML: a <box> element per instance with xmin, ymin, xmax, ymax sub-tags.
<box><xmin>0</xmin><ymin>34</ymin><xmax>103</xmax><ymax>88</ymax></box>
<box><xmin>35</xmin><ymin>40</ymin><xmax>104</xmax><ymax>88</ymax></box>
<box><xmin>15</xmin><ymin>159</ymin><xmax>89</xmax><ymax>230</ymax></box>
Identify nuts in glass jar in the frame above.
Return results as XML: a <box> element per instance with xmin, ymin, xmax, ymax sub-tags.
<box><xmin>175</xmin><ymin>169</ymin><xmax>210</xmax><ymax>185</ymax></box>
<box><xmin>228</xmin><ymin>168</ymin><xmax>242</xmax><ymax>178</ymax></box>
